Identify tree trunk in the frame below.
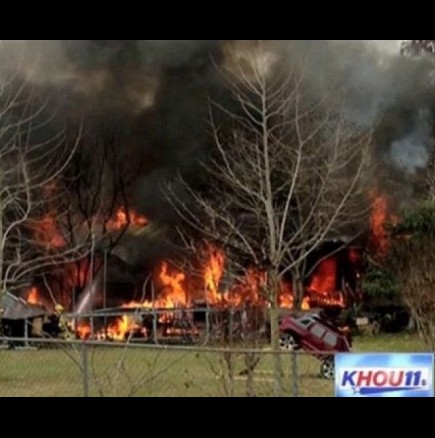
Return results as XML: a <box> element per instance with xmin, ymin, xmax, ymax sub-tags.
<box><xmin>292</xmin><ymin>274</ymin><xmax>305</xmax><ymax>309</ymax></box>
<box><xmin>268</xmin><ymin>269</ymin><xmax>285</xmax><ymax>396</ymax></box>
<box><xmin>244</xmin><ymin>353</ymin><xmax>258</xmax><ymax>397</ymax></box>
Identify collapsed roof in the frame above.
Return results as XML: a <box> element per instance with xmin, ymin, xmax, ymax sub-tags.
<box><xmin>0</xmin><ymin>292</ymin><xmax>46</xmax><ymax>320</ymax></box>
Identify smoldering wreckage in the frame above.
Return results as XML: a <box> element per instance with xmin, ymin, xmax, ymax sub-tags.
<box><xmin>0</xmin><ymin>40</ymin><xmax>431</xmax><ymax>347</ymax></box>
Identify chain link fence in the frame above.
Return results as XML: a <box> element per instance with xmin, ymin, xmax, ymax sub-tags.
<box><xmin>0</xmin><ymin>337</ymin><xmax>336</xmax><ymax>397</ymax></box>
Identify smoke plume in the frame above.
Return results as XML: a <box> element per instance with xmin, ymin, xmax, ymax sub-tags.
<box><xmin>1</xmin><ymin>40</ymin><xmax>434</xmax><ymax>241</ymax></box>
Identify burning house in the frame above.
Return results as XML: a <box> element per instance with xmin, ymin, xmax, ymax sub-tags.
<box><xmin>0</xmin><ymin>40</ymin><xmax>431</xmax><ymax>343</ymax></box>
<box><xmin>16</xmin><ymin>216</ymin><xmax>365</xmax><ymax>343</ymax></box>
<box><xmin>11</xmin><ymin>185</ymin><xmax>398</xmax><ymax>343</ymax></box>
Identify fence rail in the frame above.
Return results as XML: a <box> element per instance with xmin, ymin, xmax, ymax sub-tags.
<box><xmin>0</xmin><ymin>337</ymin><xmax>338</xmax><ymax>397</ymax></box>
<box><xmin>2</xmin><ymin>306</ymin><xmax>275</xmax><ymax>345</ymax></box>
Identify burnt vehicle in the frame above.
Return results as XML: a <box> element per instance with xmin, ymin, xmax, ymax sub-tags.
<box><xmin>279</xmin><ymin>312</ymin><xmax>352</xmax><ymax>379</ymax></box>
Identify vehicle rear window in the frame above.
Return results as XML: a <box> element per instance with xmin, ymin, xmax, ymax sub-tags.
<box><xmin>310</xmin><ymin>324</ymin><xmax>326</xmax><ymax>339</ymax></box>
<box><xmin>323</xmin><ymin>331</ymin><xmax>337</xmax><ymax>347</ymax></box>
<box><xmin>298</xmin><ymin>318</ymin><xmax>312</xmax><ymax>327</ymax></box>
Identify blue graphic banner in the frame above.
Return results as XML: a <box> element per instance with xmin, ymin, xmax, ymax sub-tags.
<box><xmin>335</xmin><ymin>353</ymin><xmax>434</xmax><ymax>397</ymax></box>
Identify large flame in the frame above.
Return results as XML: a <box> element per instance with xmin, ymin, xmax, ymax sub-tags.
<box><xmin>74</xmin><ymin>316</ymin><xmax>143</xmax><ymax>341</ymax></box>
<box><xmin>204</xmin><ymin>245</ymin><xmax>225</xmax><ymax>303</ymax></box>
<box><xmin>70</xmin><ymin>243</ymin><xmax>351</xmax><ymax>339</ymax></box>
<box><xmin>27</xmin><ymin>208</ymin><xmax>356</xmax><ymax>340</ymax></box>
<box><xmin>369</xmin><ymin>189</ymin><xmax>398</xmax><ymax>258</ymax></box>
<box><xmin>308</xmin><ymin>257</ymin><xmax>337</xmax><ymax>296</ymax></box>
<box><xmin>157</xmin><ymin>262</ymin><xmax>187</xmax><ymax>308</ymax></box>
<box><xmin>98</xmin><ymin>315</ymin><xmax>142</xmax><ymax>341</ymax></box>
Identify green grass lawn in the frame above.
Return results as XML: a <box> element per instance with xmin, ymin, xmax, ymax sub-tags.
<box><xmin>0</xmin><ymin>333</ymin><xmax>431</xmax><ymax>397</ymax></box>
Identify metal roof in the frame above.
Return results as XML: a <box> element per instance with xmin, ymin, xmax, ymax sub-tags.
<box><xmin>0</xmin><ymin>292</ymin><xmax>47</xmax><ymax>320</ymax></box>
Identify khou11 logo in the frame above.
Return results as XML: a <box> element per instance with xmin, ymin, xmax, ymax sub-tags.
<box><xmin>335</xmin><ymin>353</ymin><xmax>434</xmax><ymax>397</ymax></box>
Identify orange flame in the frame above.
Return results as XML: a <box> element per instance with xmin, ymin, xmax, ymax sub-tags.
<box><xmin>121</xmin><ymin>262</ymin><xmax>188</xmax><ymax>311</ymax></box>
<box><xmin>26</xmin><ymin>287</ymin><xmax>44</xmax><ymax>306</ymax></box>
<box><xmin>76</xmin><ymin>322</ymin><xmax>91</xmax><ymax>340</ymax></box>
<box><xmin>71</xmin><ymin>245</ymin><xmax>357</xmax><ymax>340</ymax></box>
<box><xmin>301</xmin><ymin>297</ymin><xmax>311</xmax><ymax>310</ymax></box>
<box><xmin>101</xmin><ymin>315</ymin><xmax>135</xmax><ymax>341</ymax></box>
<box><xmin>279</xmin><ymin>282</ymin><xmax>294</xmax><ymax>308</ymax></box>
<box><xmin>306</xmin><ymin>257</ymin><xmax>346</xmax><ymax>307</ymax></box>
<box><xmin>158</xmin><ymin>262</ymin><xmax>187</xmax><ymax>308</ymax></box>
<box><xmin>34</xmin><ymin>215</ymin><xmax>66</xmax><ymax>248</ymax></box>
<box><xmin>227</xmin><ymin>269</ymin><xmax>266</xmax><ymax>306</ymax></box>
<box><xmin>107</xmin><ymin>207</ymin><xmax>147</xmax><ymax>231</ymax></box>
<box><xmin>33</xmin><ymin>206</ymin><xmax>147</xmax><ymax>250</ymax></box>
<box><xmin>310</xmin><ymin>292</ymin><xmax>345</xmax><ymax>308</ymax></box>
<box><xmin>308</xmin><ymin>257</ymin><xmax>337</xmax><ymax>295</ymax></box>
<box><xmin>369</xmin><ymin>190</ymin><xmax>398</xmax><ymax>258</ymax></box>
<box><xmin>204</xmin><ymin>245</ymin><xmax>225</xmax><ymax>303</ymax></box>
<box><xmin>370</xmin><ymin>191</ymin><xmax>389</xmax><ymax>257</ymax></box>
<box><xmin>75</xmin><ymin>316</ymin><xmax>144</xmax><ymax>341</ymax></box>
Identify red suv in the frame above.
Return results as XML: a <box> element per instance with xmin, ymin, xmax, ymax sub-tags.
<box><xmin>279</xmin><ymin>313</ymin><xmax>352</xmax><ymax>379</ymax></box>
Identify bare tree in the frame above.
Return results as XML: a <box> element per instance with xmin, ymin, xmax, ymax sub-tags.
<box><xmin>40</xmin><ymin>134</ymin><xmax>141</xmax><ymax>308</ymax></box>
<box><xmin>168</xmin><ymin>41</ymin><xmax>373</xmax><ymax>393</ymax></box>
<box><xmin>0</xmin><ymin>63</ymin><xmax>94</xmax><ymax>299</ymax></box>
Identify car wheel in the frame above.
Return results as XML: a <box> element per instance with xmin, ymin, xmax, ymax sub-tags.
<box><xmin>280</xmin><ymin>333</ymin><xmax>299</xmax><ymax>351</ymax></box>
<box><xmin>320</xmin><ymin>357</ymin><xmax>335</xmax><ymax>380</ymax></box>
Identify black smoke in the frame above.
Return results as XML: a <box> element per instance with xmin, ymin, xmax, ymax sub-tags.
<box><xmin>2</xmin><ymin>40</ymin><xmax>435</xmax><ymax>242</ymax></box>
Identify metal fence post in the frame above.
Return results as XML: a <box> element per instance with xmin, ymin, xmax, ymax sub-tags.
<box><xmin>24</xmin><ymin>319</ymin><xmax>29</xmax><ymax>348</ymax></box>
<box><xmin>291</xmin><ymin>351</ymin><xmax>299</xmax><ymax>397</ymax></box>
<box><xmin>82</xmin><ymin>342</ymin><xmax>89</xmax><ymax>397</ymax></box>
<box><xmin>205</xmin><ymin>306</ymin><xmax>210</xmax><ymax>345</ymax></box>
<box><xmin>229</xmin><ymin>308</ymin><xmax>234</xmax><ymax>347</ymax></box>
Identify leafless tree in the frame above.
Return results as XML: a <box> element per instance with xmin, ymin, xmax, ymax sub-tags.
<box><xmin>168</xmin><ymin>41</ymin><xmax>373</xmax><ymax>394</ymax></box>
<box><xmin>40</xmin><ymin>134</ymin><xmax>140</xmax><ymax>308</ymax></box>
<box><xmin>0</xmin><ymin>63</ymin><xmax>95</xmax><ymax>299</ymax></box>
